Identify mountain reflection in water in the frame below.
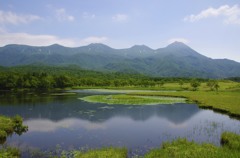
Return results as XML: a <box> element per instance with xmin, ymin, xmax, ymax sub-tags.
<box><xmin>0</xmin><ymin>92</ymin><xmax>239</xmax><ymax>156</ymax></box>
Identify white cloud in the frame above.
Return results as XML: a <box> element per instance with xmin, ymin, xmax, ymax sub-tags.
<box><xmin>80</xmin><ymin>36</ymin><xmax>108</xmax><ymax>45</ymax></box>
<box><xmin>0</xmin><ymin>31</ymin><xmax>77</xmax><ymax>47</ymax></box>
<box><xmin>0</xmin><ymin>10</ymin><xmax>41</xmax><ymax>25</ymax></box>
<box><xmin>55</xmin><ymin>8</ymin><xmax>75</xmax><ymax>22</ymax></box>
<box><xmin>0</xmin><ymin>29</ymin><xmax>108</xmax><ymax>47</ymax></box>
<box><xmin>112</xmin><ymin>14</ymin><xmax>128</xmax><ymax>22</ymax></box>
<box><xmin>25</xmin><ymin>118</ymin><xmax>106</xmax><ymax>132</ymax></box>
<box><xmin>184</xmin><ymin>5</ymin><xmax>240</xmax><ymax>25</ymax></box>
<box><xmin>82</xmin><ymin>12</ymin><xmax>96</xmax><ymax>19</ymax></box>
<box><xmin>167</xmin><ymin>38</ymin><xmax>189</xmax><ymax>44</ymax></box>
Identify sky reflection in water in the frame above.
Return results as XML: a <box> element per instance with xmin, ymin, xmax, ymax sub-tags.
<box><xmin>0</xmin><ymin>92</ymin><xmax>239</xmax><ymax>155</ymax></box>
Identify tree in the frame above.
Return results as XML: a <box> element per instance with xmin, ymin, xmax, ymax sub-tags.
<box><xmin>113</xmin><ymin>80</ymin><xmax>121</xmax><ymax>87</ymax></box>
<box><xmin>157</xmin><ymin>81</ymin><xmax>165</xmax><ymax>87</ymax></box>
<box><xmin>191</xmin><ymin>80</ymin><xmax>201</xmax><ymax>91</ymax></box>
<box><xmin>179</xmin><ymin>80</ymin><xmax>184</xmax><ymax>88</ymax></box>
<box><xmin>39</xmin><ymin>76</ymin><xmax>54</xmax><ymax>89</ymax></box>
<box><xmin>207</xmin><ymin>80</ymin><xmax>220</xmax><ymax>92</ymax></box>
<box><xmin>5</xmin><ymin>74</ymin><xmax>18</xmax><ymax>90</ymax></box>
<box><xmin>214</xmin><ymin>82</ymin><xmax>220</xmax><ymax>92</ymax></box>
<box><xmin>54</xmin><ymin>75</ymin><xmax>73</xmax><ymax>88</ymax></box>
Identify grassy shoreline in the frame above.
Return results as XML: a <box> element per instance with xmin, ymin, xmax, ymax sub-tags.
<box><xmin>145</xmin><ymin>132</ymin><xmax>240</xmax><ymax>158</ymax></box>
<box><xmin>130</xmin><ymin>91</ymin><xmax>240</xmax><ymax>119</ymax></box>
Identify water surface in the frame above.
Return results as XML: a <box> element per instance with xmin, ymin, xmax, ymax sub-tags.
<box><xmin>0</xmin><ymin>91</ymin><xmax>239</xmax><ymax>156</ymax></box>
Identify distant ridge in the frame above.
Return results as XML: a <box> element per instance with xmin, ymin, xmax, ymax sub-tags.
<box><xmin>0</xmin><ymin>42</ymin><xmax>240</xmax><ymax>78</ymax></box>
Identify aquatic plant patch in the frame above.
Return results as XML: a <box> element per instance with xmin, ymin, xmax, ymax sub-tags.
<box><xmin>80</xmin><ymin>94</ymin><xmax>186</xmax><ymax>105</ymax></box>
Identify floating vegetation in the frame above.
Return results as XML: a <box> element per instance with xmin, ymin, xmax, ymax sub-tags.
<box><xmin>83</xmin><ymin>111</ymin><xmax>96</xmax><ymax>115</ymax></box>
<box><xmin>80</xmin><ymin>94</ymin><xmax>186</xmax><ymax>105</ymax></box>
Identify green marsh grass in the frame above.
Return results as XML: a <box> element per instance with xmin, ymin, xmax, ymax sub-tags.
<box><xmin>131</xmin><ymin>91</ymin><xmax>240</xmax><ymax>117</ymax></box>
<box><xmin>0</xmin><ymin>115</ymin><xmax>28</xmax><ymax>143</ymax></box>
<box><xmin>145</xmin><ymin>136</ymin><xmax>240</xmax><ymax>158</ymax></box>
<box><xmin>221</xmin><ymin>132</ymin><xmax>240</xmax><ymax>151</ymax></box>
<box><xmin>80</xmin><ymin>94</ymin><xmax>186</xmax><ymax>105</ymax></box>
<box><xmin>0</xmin><ymin>146</ymin><xmax>20</xmax><ymax>158</ymax></box>
<box><xmin>0</xmin><ymin>115</ymin><xmax>27</xmax><ymax>157</ymax></box>
<box><xmin>73</xmin><ymin>147</ymin><xmax>127</xmax><ymax>158</ymax></box>
<box><xmin>74</xmin><ymin>81</ymin><xmax>239</xmax><ymax>91</ymax></box>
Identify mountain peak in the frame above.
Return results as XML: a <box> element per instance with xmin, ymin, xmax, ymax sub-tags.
<box><xmin>130</xmin><ymin>45</ymin><xmax>153</xmax><ymax>52</ymax></box>
<box><xmin>88</xmin><ymin>43</ymin><xmax>110</xmax><ymax>48</ymax></box>
<box><xmin>131</xmin><ymin>44</ymin><xmax>151</xmax><ymax>49</ymax></box>
<box><xmin>49</xmin><ymin>44</ymin><xmax>65</xmax><ymax>48</ymax></box>
<box><xmin>166</xmin><ymin>41</ymin><xmax>189</xmax><ymax>49</ymax></box>
<box><xmin>159</xmin><ymin>41</ymin><xmax>205</xmax><ymax>58</ymax></box>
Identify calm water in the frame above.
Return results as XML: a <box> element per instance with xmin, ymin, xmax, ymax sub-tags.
<box><xmin>0</xmin><ymin>91</ymin><xmax>240</xmax><ymax>156</ymax></box>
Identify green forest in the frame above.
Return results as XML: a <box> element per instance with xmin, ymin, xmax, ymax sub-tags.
<box><xmin>0</xmin><ymin>65</ymin><xmax>211</xmax><ymax>90</ymax></box>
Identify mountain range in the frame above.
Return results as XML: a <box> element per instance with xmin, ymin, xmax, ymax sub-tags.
<box><xmin>0</xmin><ymin>41</ymin><xmax>240</xmax><ymax>78</ymax></box>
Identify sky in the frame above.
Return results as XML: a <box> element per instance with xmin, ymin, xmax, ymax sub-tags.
<box><xmin>0</xmin><ymin>0</ymin><xmax>240</xmax><ymax>62</ymax></box>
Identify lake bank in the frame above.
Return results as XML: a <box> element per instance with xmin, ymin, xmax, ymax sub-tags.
<box><xmin>130</xmin><ymin>91</ymin><xmax>240</xmax><ymax>119</ymax></box>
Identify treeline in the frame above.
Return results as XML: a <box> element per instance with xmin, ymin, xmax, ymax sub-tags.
<box><xmin>226</xmin><ymin>77</ymin><xmax>240</xmax><ymax>82</ymax></box>
<box><xmin>0</xmin><ymin>65</ymin><xmax>210</xmax><ymax>90</ymax></box>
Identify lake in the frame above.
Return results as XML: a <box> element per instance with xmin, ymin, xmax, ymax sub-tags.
<box><xmin>0</xmin><ymin>90</ymin><xmax>240</xmax><ymax>157</ymax></box>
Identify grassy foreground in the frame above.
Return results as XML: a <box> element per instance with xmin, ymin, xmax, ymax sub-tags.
<box><xmin>74</xmin><ymin>147</ymin><xmax>127</xmax><ymax>158</ymax></box>
<box><xmin>74</xmin><ymin>132</ymin><xmax>240</xmax><ymax>158</ymax></box>
<box><xmin>0</xmin><ymin>147</ymin><xmax>20</xmax><ymax>158</ymax></box>
<box><xmin>131</xmin><ymin>91</ymin><xmax>240</xmax><ymax>118</ymax></box>
<box><xmin>145</xmin><ymin>132</ymin><xmax>240</xmax><ymax>158</ymax></box>
<box><xmin>80</xmin><ymin>94</ymin><xmax>186</xmax><ymax>105</ymax></box>
<box><xmin>71</xmin><ymin>132</ymin><xmax>240</xmax><ymax>158</ymax></box>
<box><xmin>1</xmin><ymin>132</ymin><xmax>239</xmax><ymax>158</ymax></box>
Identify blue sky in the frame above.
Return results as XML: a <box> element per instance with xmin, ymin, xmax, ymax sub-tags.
<box><xmin>0</xmin><ymin>0</ymin><xmax>240</xmax><ymax>62</ymax></box>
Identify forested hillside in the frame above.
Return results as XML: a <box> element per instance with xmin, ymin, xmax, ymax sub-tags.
<box><xmin>1</xmin><ymin>42</ymin><xmax>240</xmax><ymax>78</ymax></box>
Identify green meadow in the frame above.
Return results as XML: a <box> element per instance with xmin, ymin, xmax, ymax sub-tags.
<box><xmin>130</xmin><ymin>91</ymin><xmax>240</xmax><ymax>117</ymax></box>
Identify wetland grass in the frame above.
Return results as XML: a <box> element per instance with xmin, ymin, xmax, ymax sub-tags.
<box><xmin>0</xmin><ymin>115</ymin><xmax>28</xmax><ymax>158</ymax></box>
<box><xmin>0</xmin><ymin>115</ymin><xmax>28</xmax><ymax>143</ymax></box>
<box><xmin>80</xmin><ymin>94</ymin><xmax>186</xmax><ymax>105</ymax></box>
<box><xmin>145</xmin><ymin>135</ymin><xmax>240</xmax><ymax>158</ymax></box>
<box><xmin>73</xmin><ymin>147</ymin><xmax>127</xmax><ymax>158</ymax></box>
<box><xmin>131</xmin><ymin>91</ymin><xmax>240</xmax><ymax>118</ymax></box>
<box><xmin>221</xmin><ymin>132</ymin><xmax>240</xmax><ymax>151</ymax></box>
